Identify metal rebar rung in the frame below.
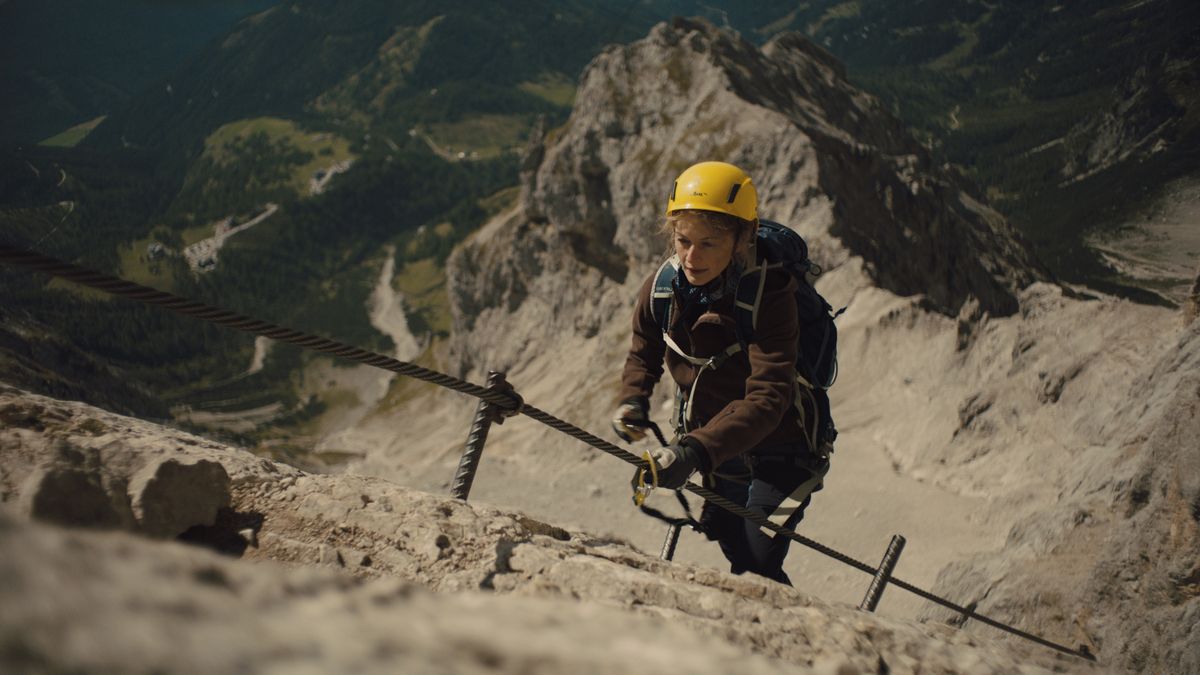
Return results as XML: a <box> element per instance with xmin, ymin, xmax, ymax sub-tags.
<box><xmin>451</xmin><ymin>370</ymin><xmax>506</xmax><ymax>500</ymax></box>
<box><xmin>660</xmin><ymin>523</ymin><xmax>683</xmax><ymax>561</ymax></box>
<box><xmin>860</xmin><ymin>534</ymin><xmax>906</xmax><ymax>612</ymax></box>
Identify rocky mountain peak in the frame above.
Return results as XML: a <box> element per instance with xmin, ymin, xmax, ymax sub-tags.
<box><xmin>516</xmin><ymin>17</ymin><xmax>1046</xmax><ymax>320</ymax></box>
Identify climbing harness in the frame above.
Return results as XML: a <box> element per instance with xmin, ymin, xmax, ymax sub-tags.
<box><xmin>0</xmin><ymin>243</ymin><xmax>1095</xmax><ymax>663</ymax></box>
<box><xmin>761</xmin><ymin>454</ymin><xmax>829</xmax><ymax>530</ymax></box>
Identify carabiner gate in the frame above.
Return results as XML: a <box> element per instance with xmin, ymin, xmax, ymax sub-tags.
<box><xmin>633</xmin><ymin>450</ymin><xmax>660</xmax><ymax>506</ymax></box>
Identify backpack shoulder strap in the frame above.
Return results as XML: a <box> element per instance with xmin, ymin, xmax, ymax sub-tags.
<box><xmin>651</xmin><ymin>255</ymin><xmax>679</xmax><ymax>333</ymax></box>
<box><xmin>733</xmin><ymin>246</ymin><xmax>772</xmax><ymax>344</ymax></box>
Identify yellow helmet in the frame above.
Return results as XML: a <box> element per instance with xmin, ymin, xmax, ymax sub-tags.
<box><xmin>666</xmin><ymin>161</ymin><xmax>758</xmax><ymax>221</ymax></box>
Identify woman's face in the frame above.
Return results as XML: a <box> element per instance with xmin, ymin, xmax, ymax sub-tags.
<box><xmin>673</xmin><ymin>217</ymin><xmax>737</xmax><ymax>287</ymax></box>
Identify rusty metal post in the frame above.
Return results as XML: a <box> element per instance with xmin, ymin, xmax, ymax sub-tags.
<box><xmin>451</xmin><ymin>370</ymin><xmax>507</xmax><ymax>500</ymax></box>
<box><xmin>860</xmin><ymin>534</ymin><xmax>906</xmax><ymax>612</ymax></box>
<box><xmin>659</xmin><ymin>523</ymin><xmax>683</xmax><ymax>561</ymax></box>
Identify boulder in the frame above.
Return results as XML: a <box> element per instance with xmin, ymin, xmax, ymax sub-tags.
<box><xmin>2</xmin><ymin>385</ymin><xmax>239</xmax><ymax>539</ymax></box>
<box><xmin>129</xmin><ymin>458</ymin><xmax>230</xmax><ymax>538</ymax></box>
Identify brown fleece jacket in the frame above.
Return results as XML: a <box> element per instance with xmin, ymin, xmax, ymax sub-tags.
<box><xmin>619</xmin><ymin>266</ymin><xmax>808</xmax><ymax>467</ymax></box>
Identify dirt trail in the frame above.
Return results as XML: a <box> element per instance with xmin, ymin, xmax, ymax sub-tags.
<box><xmin>310</xmin><ymin>249</ymin><xmax>421</xmax><ymax>453</ymax></box>
<box><xmin>369</xmin><ymin>247</ymin><xmax>420</xmax><ymax>360</ymax></box>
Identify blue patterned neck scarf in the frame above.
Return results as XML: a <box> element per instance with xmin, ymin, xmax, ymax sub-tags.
<box><xmin>673</xmin><ymin>260</ymin><xmax>744</xmax><ymax>323</ymax></box>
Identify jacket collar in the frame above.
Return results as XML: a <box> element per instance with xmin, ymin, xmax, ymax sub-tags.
<box><xmin>672</xmin><ymin>261</ymin><xmax>743</xmax><ymax>327</ymax></box>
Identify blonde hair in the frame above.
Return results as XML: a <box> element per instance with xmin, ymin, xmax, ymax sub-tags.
<box><xmin>661</xmin><ymin>209</ymin><xmax>756</xmax><ymax>262</ymax></box>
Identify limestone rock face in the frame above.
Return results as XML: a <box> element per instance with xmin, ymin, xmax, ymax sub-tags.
<box><xmin>0</xmin><ymin>385</ymin><xmax>1097</xmax><ymax>674</ymax></box>
<box><xmin>19</xmin><ymin>455</ymin><xmax>135</xmax><ymax>531</ymax></box>
<box><xmin>922</xmin><ymin>318</ymin><xmax>1200</xmax><ymax>673</ymax></box>
<box><xmin>448</xmin><ymin>17</ymin><xmax>1045</xmax><ymax>379</ymax></box>
<box><xmin>1</xmin><ymin>396</ymin><xmax>231</xmax><ymax>538</ymax></box>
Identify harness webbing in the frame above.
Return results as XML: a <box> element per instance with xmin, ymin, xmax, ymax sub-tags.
<box><xmin>765</xmin><ymin>459</ymin><xmax>828</xmax><ymax>529</ymax></box>
<box><xmin>655</xmin><ymin>257</ymin><xmax>827</xmax><ymax>447</ymax></box>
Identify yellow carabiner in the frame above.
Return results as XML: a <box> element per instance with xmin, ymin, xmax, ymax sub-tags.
<box><xmin>634</xmin><ymin>450</ymin><xmax>660</xmax><ymax>506</ymax></box>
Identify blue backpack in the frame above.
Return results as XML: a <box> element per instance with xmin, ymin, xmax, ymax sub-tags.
<box><xmin>650</xmin><ymin>219</ymin><xmax>841</xmax><ymax>454</ymax></box>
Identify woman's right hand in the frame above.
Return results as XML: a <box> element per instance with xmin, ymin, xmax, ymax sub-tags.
<box><xmin>612</xmin><ymin>396</ymin><xmax>650</xmax><ymax>443</ymax></box>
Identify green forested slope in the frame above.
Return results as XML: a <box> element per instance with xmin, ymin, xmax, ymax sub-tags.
<box><xmin>1</xmin><ymin>137</ymin><xmax>514</xmax><ymax>421</ymax></box>
<box><xmin>0</xmin><ymin>0</ymin><xmax>278</xmax><ymax>146</ymax></box>
<box><xmin>85</xmin><ymin>0</ymin><xmax>669</xmax><ymax>161</ymax></box>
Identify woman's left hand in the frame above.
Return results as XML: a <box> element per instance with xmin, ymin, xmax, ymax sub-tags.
<box><xmin>645</xmin><ymin>441</ymin><xmax>709</xmax><ymax>489</ymax></box>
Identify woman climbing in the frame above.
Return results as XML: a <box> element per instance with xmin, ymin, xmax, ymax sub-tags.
<box><xmin>612</xmin><ymin>160</ymin><xmax>831</xmax><ymax>586</ymax></box>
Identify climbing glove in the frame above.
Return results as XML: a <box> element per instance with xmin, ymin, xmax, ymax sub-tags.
<box><xmin>643</xmin><ymin>438</ymin><xmax>711</xmax><ymax>490</ymax></box>
<box><xmin>612</xmin><ymin>396</ymin><xmax>651</xmax><ymax>443</ymax></box>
